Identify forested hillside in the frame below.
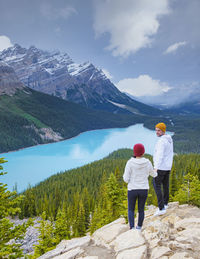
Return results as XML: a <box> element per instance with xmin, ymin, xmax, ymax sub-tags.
<box><xmin>0</xmin><ymin>89</ymin><xmax>145</xmax><ymax>153</ymax></box>
<box><xmin>1</xmin><ymin>149</ymin><xmax>200</xmax><ymax>257</ymax></box>
<box><xmin>144</xmin><ymin>114</ymin><xmax>200</xmax><ymax>153</ymax></box>
<box><xmin>19</xmin><ymin>149</ymin><xmax>200</xmax><ymax>220</ymax></box>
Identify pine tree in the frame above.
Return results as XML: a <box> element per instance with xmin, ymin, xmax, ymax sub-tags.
<box><xmin>114</xmin><ymin>167</ymin><xmax>121</xmax><ymax>184</ymax></box>
<box><xmin>106</xmin><ymin>173</ymin><xmax>124</xmax><ymax>218</ymax></box>
<box><xmin>82</xmin><ymin>188</ymin><xmax>90</xmax><ymax>230</ymax></box>
<box><xmin>0</xmin><ymin>158</ymin><xmax>32</xmax><ymax>258</ymax></box>
<box><xmin>90</xmin><ymin>205</ymin><xmax>101</xmax><ymax>234</ymax></box>
<box><xmin>90</xmin><ymin>172</ymin><xmax>126</xmax><ymax>234</ymax></box>
<box><xmin>170</xmin><ymin>166</ymin><xmax>178</xmax><ymax>198</ymax></box>
<box><xmin>71</xmin><ymin>192</ymin><xmax>80</xmax><ymax>236</ymax></box>
<box><xmin>75</xmin><ymin>201</ymin><xmax>86</xmax><ymax>237</ymax></box>
<box><xmin>33</xmin><ymin>212</ymin><xmax>57</xmax><ymax>258</ymax></box>
<box><xmin>54</xmin><ymin>206</ymin><xmax>71</xmax><ymax>242</ymax></box>
<box><xmin>42</xmin><ymin>194</ymin><xmax>50</xmax><ymax>218</ymax></box>
<box><xmin>19</xmin><ymin>185</ymin><xmax>36</xmax><ymax>218</ymax></box>
<box><xmin>174</xmin><ymin>173</ymin><xmax>200</xmax><ymax>207</ymax></box>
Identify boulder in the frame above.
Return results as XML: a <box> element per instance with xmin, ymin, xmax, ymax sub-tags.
<box><xmin>54</xmin><ymin>247</ymin><xmax>84</xmax><ymax>259</ymax></box>
<box><xmin>38</xmin><ymin>236</ymin><xmax>90</xmax><ymax>259</ymax></box>
<box><xmin>169</xmin><ymin>252</ymin><xmax>192</xmax><ymax>259</ymax></box>
<box><xmin>110</xmin><ymin>229</ymin><xmax>145</xmax><ymax>253</ymax></box>
<box><xmin>92</xmin><ymin>218</ymin><xmax>129</xmax><ymax>247</ymax></box>
<box><xmin>116</xmin><ymin>245</ymin><xmax>147</xmax><ymax>259</ymax></box>
<box><xmin>151</xmin><ymin>246</ymin><xmax>171</xmax><ymax>259</ymax></box>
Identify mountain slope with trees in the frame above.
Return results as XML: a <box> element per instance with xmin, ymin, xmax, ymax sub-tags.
<box><xmin>1</xmin><ymin>149</ymin><xmax>200</xmax><ymax>257</ymax></box>
<box><xmin>19</xmin><ymin>148</ymin><xmax>200</xmax><ymax>226</ymax></box>
<box><xmin>0</xmin><ymin>89</ymin><xmax>147</xmax><ymax>153</ymax></box>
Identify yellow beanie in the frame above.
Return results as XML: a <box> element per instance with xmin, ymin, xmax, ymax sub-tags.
<box><xmin>155</xmin><ymin>122</ymin><xmax>166</xmax><ymax>132</ymax></box>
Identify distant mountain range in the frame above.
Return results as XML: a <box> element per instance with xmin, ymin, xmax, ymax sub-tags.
<box><xmin>0</xmin><ymin>44</ymin><xmax>159</xmax><ymax>116</ymax></box>
<box><xmin>126</xmin><ymin>91</ymin><xmax>200</xmax><ymax>116</ymax></box>
<box><xmin>166</xmin><ymin>101</ymin><xmax>200</xmax><ymax>116</ymax></box>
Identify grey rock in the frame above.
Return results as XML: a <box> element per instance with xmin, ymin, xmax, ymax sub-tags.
<box><xmin>38</xmin><ymin>236</ymin><xmax>90</xmax><ymax>259</ymax></box>
<box><xmin>0</xmin><ymin>62</ymin><xmax>24</xmax><ymax>95</ymax></box>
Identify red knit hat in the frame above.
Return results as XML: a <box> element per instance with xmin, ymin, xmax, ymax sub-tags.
<box><xmin>133</xmin><ymin>143</ymin><xmax>145</xmax><ymax>157</ymax></box>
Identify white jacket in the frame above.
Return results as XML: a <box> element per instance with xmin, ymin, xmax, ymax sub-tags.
<box><xmin>153</xmin><ymin>134</ymin><xmax>173</xmax><ymax>170</ymax></box>
<box><xmin>123</xmin><ymin>157</ymin><xmax>157</xmax><ymax>190</ymax></box>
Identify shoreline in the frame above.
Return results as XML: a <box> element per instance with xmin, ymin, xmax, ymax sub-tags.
<box><xmin>0</xmin><ymin>123</ymin><xmax>145</xmax><ymax>155</ymax></box>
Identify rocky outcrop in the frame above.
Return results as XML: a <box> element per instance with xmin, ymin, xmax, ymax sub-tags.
<box><xmin>0</xmin><ymin>61</ymin><xmax>24</xmax><ymax>95</ymax></box>
<box><xmin>9</xmin><ymin>217</ymin><xmax>40</xmax><ymax>254</ymax></box>
<box><xmin>38</xmin><ymin>127</ymin><xmax>63</xmax><ymax>141</ymax></box>
<box><xmin>25</xmin><ymin>126</ymin><xmax>63</xmax><ymax>142</ymax></box>
<box><xmin>37</xmin><ymin>202</ymin><xmax>200</xmax><ymax>259</ymax></box>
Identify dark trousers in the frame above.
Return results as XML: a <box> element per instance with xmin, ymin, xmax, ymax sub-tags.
<box><xmin>128</xmin><ymin>189</ymin><xmax>148</xmax><ymax>229</ymax></box>
<box><xmin>153</xmin><ymin>170</ymin><xmax>170</xmax><ymax>210</ymax></box>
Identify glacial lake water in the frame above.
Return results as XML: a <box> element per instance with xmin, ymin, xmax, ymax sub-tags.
<box><xmin>1</xmin><ymin>124</ymin><xmax>158</xmax><ymax>192</ymax></box>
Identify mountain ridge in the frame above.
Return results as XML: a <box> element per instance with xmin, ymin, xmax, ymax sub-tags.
<box><xmin>0</xmin><ymin>44</ymin><xmax>160</xmax><ymax>116</ymax></box>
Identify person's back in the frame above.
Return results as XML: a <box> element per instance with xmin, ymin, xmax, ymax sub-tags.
<box><xmin>123</xmin><ymin>157</ymin><xmax>155</xmax><ymax>190</ymax></box>
<box><xmin>123</xmin><ymin>143</ymin><xmax>157</xmax><ymax>230</ymax></box>
<box><xmin>153</xmin><ymin>134</ymin><xmax>173</xmax><ymax>171</ymax></box>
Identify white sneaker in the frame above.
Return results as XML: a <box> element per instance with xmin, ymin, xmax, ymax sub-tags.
<box><xmin>154</xmin><ymin>208</ymin><xmax>166</xmax><ymax>216</ymax></box>
<box><xmin>164</xmin><ymin>204</ymin><xmax>168</xmax><ymax>209</ymax></box>
<box><xmin>136</xmin><ymin>226</ymin><xmax>142</xmax><ymax>231</ymax></box>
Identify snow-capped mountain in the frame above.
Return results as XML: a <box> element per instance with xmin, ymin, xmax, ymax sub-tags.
<box><xmin>0</xmin><ymin>44</ymin><xmax>159</xmax><ymax>115</ymax></box>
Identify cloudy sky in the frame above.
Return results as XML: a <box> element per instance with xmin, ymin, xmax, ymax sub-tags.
<box><xmin>0</xmin><ymin>0</ymin><xmax>199</xmax><ymax>106</ymax></box>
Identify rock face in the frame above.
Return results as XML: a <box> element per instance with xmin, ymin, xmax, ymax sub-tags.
<box><xmin>0</xmin><ymin>44</ymin><xmax>159</xmax><ymax>115</ymax></box>
<box><xmin>10</xmin><ymin>217</ymin><xmax>40</xmax><ymax>254</ymax></box>
<box><xmin>37</xmin><ymin>202</ymin><xmax>200</xmax><ymax>259</ymax></box>
<box><xmin>0</xmin><ymin>61</ymin><xmax>24</xmax><ymax>95</ymax></box>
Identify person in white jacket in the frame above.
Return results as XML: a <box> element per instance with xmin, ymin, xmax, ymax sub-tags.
<box><xmin>153</xmin><ymin>122</ymin><xmax>173</xmax><ymax>216</ymax></box>
<box><xmin>123</xmin><ymin>143</ymin><xmax>157</xmax><ymax>230</ymax></box>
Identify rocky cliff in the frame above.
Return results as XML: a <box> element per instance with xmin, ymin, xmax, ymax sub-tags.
<box><xmin>0</xmin><ymin>44</ymin><xmax>159</xmax><ymax>115</ymax></box>
<box><xmin>20</xmin><ymin>202</ymin><xmax>200</xmax><ymax>259</ymax></box>
<box><xmin>0</xmin><ymin>61</ymin><xmax>24</xmax><ymax>95</ymax></box>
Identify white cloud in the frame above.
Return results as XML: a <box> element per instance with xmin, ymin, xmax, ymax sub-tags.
<box><xmin>102</xmin><ymin>68</ymin><xmax>113</xmax><ymax>79</ymax></box>
<box><xmin>135</xmin><ymin>81</ymin><xmax>200</xmax><ymax>107</ymax></box>
<box><xmin>116</xmin><ymin>75</ymin><xmax>171</xmax><ymax>97</ymax></box>
<box><xmin>0</xmin><ymin>35</ymin><xmax>13</xmax><ymax>52</ymax></box>
<box><xmin>93</xmin><ymin>0</ymin><xmax>170</xmax><ymax>57</ymax></box>
<box><xmin>164</xmin><ymin>41</ymin><xmax>187</xmax><ymax>54</ymax></box>
<box><xmin>40</xmin><ymin>3</ymin><xmax>77</xmax><ymax>20</ymax></box>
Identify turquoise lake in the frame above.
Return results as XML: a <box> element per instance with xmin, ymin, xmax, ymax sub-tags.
<box><xmin>1</xmin><ymin>124</ymin><xmax>158</xmax><ymax>192</ymax></box>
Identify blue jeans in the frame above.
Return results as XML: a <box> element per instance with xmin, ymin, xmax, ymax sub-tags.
<box><xmin>128</xmin><ymin>189</ymin><xmax>148</xmax><ymax>229</ymax></box>
<box><xmin>153</xmin><ymin>170</ymin><xmax>170</xmax><ymax>210</ymax></box>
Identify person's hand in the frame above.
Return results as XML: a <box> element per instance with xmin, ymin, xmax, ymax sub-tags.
<box><xmin>154</xmin><ymin>168</ymin><xmax>157</xmax><ymax>173</ymax></box>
